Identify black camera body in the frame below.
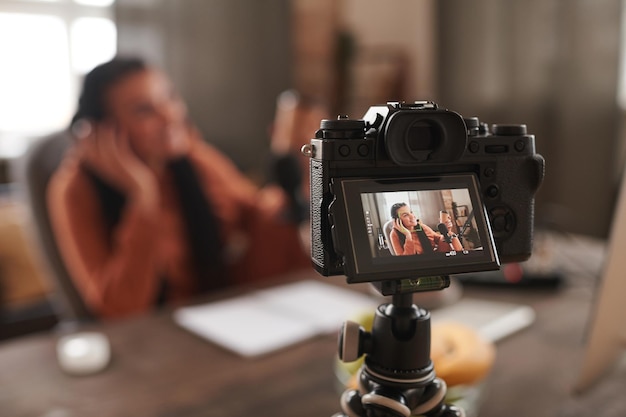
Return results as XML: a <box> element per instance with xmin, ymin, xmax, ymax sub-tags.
<box><xmin>306</xmin><ymin>101</ymin><xmax>544</xmax><ymax>284</ymax></box>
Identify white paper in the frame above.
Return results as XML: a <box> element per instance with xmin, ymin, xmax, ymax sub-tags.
<box><xmin>431</xmin><ymin>298</ymin><xmax>535</xmax><ymax>342</ymax></box>
<box><xmin>256</xmin><ymin>280</ymin><xmax>378</xmax><ymax>333</ymax></box>
<box><xmin>173</xmin><ymin>280</ymin><xmax>378</xmax><ymax>357</ymax></box>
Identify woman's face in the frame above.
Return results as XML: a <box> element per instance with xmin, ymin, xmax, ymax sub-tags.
<box><xmin>396</xmin><ymin>205</ymin><xmax>418</xmax><ymax>229</ymax></box>
<box><xmin>104</xmin><ymin>68</ymin><xmax>188</xmax><ymax>166</ymax></box>
<box><xmin>441</xmin><ymin>212</ymin><xmax>453</xmax><ymax>230</ymax></box>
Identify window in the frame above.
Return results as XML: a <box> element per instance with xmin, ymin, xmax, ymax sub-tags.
<box><xmin>0</xmin><ymin>0</ymin><xmax>116</xmax><ymax>158</ymax></box>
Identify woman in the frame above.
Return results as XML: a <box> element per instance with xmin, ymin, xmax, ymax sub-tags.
<box><xmin>47</xmin><ymin>57</ymin><xmax>309</xmax><ymax>319</ymax></box>
<box><xmin>389</xmin><ymin>202</ymin><xmax>442</xmax><ymax>256</ymax></box>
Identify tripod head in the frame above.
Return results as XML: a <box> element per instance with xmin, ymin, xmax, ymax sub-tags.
<box><xmin>341</xmin><ymin>276</ymin><xmax>450</xmax><ymax>377</ymax></box>
<box><xmin>340</xmin><ymin>292</ymin><xmax>432</xmax><ymax>376</ymax></box>
<box><xmin>334</xmin><ymin>278</ymin><xmax>465</xmax><ymax>417</ymax></box>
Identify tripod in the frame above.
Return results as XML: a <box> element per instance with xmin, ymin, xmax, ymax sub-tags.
<box><xmin>333</xmin><ymin>278</ymin><xmax>465</xmax><ymax>417</ymax></box>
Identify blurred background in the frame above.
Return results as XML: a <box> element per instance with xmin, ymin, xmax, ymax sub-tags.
<box><xmin>0</xmin><ymin>0</ymin><xmax>624</xmax><ymax>336</ymax></box>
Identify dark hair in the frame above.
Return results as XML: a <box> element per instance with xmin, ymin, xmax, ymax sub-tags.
<box><xmin>390</xmin><ymin>202</ymin><xmax>407</xmax><ymax>220</ymax></box>
<box><xmin>388</xmin><ymin>202</ymin><xmax>432</xmax><ymax>253</ymax></box>
<box><xmin>86</xmin><ymin>158</ymin><xmax>228</xmax><ymax>302</ymax></box>
<box><xmin>389</xmin><ymin>202</ymin><xmax>407</xmax><ymax>247</ymax></box>
<box><xmin>77</xmin><ymin>57</ymin><xmax>228</xmax><ymax>302</ymax></box>
<box><xmin>72</xmin><ymin>57</ymin><xmax>147</xmax><ymax>126</ymax></box>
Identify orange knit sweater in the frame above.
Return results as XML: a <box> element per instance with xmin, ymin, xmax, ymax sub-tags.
<box><xmin>47</xmin><ymin>138</ymin><xmax>309</xmax><ymax>319</ymax></box>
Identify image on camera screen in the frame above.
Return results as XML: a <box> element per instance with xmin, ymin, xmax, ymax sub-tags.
<box><xmin>336</xmin><ymin>175</ymin><xmax>499</xmax><ymax>281</ymax></box>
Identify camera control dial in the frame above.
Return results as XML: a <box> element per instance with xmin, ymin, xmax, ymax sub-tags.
<box><xmin>492</xmin><ymin>124</ymin><xmax>527</xmax><ymax>136</ymax></box>
<box><xmin>489</xmin><ymin>206</ymin><xmax>516</xmax><ymax>238</ymax></box>
<box><xmin>318</xmin><ymin>117</ymin><xmax>365</xmax><ymax>139</ymax></box>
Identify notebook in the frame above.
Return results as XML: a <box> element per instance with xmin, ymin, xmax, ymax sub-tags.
<box><xmin>173</xmin><ymin>280</ymin><xmax>378</xmax><ymax>357</ymax></box>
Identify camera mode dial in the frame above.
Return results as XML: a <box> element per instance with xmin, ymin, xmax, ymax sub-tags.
<box><xmin>318</xmin><ymin>116</ymin><xmax>365</xmax><ymax>139</ymax></box>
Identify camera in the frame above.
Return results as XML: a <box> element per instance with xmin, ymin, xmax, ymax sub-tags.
<box><xmin>304</xmin><ymin>101</ymin><xmax>544</xmax><ymax>287</ymax></box>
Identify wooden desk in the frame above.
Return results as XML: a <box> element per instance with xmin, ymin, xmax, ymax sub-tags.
<box><xmin>462</xmin><ymin>231</ymin><xmax>626</xmax><ymax>417</ymax></box>
<box><xmin>0</xmin><ymin>276</ymin><xmax>346</xmax><ymax>417</ymax></box>
<box><xmin>1</xmin><ymin>249</ymin><xmax>626</xmax><ymax>417</ymax></box>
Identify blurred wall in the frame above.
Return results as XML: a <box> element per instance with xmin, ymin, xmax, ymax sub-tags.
<box><xmin>336</xmin><ymin>0</ymin><xmax>437</xmax><ymax>117</ymax></box>
<box><xmin>115</xmin><ymin>0</ymin><xmax>624</xmax><ymax>238</ymax></box>
<box><xmin>438</xmin><ymin>0</ymin><xmax>623</xmax><ymax>238</ymax></box>
<box><xmin>340</xmin><ymin>0</ymin><xmax>437</xmax><ymax>100</ymax></box>
<box><xmin>115</xmin><ymin>0</ymin><xmax>292</xmax><ymax>178</ymax></box>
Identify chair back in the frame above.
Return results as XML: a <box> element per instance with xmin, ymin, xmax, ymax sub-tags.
<box><xmin>382</xmin><ymin>219</ymin><xmax>397</xmax><ymax>256</ymax></box>
<box><xmin>11</xmin><ymin>131</ymin><xmax>93</xmax><ymax>322</ymax></box>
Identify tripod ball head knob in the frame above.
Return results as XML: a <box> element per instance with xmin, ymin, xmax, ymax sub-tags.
<box><xmin>338</xmin><ymin>320</ymin><xmax>370</xmax><ymax>363</ymax></box>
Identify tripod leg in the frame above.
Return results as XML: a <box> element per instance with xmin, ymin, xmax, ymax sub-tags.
<box><xmin>409</xmin><ymin>377</ymin><xmax>465</xmax><ymax>417</ymax></box>
<box><xmin>336</xmin><ymin>376</ymin><xmax>466</xmax><ymax>417</ymax></box>
<box><xmin>425</xmin><ymin>404</ymin><xmax>466</xmax><ymax>417</ymax></box>
<box><xmin>337</xmin><ymin>388</ymin><xmax>412</xmax><ymax>417</ymax></box>
<box><xmin>338</xmin><ymin>387</ymin><xmax>366</xmax><ymax>417</ymax></box>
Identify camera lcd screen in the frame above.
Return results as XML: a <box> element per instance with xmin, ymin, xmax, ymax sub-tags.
<box><xmin>335</xmin><ymin>174</ymin><xmax>500</xmax><ymax>282</ymax></box>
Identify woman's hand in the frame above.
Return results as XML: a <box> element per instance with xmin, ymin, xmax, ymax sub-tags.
<box><xmin>393</xmin><ymin>218</ymin><xmax>412</xmax><ymax>240</ymax></box>
<box><xmin>75</xmin><ymin>122</ymin><xmax>159</xmax><ymax>205</ymax></box>
<box><xmin>163</xmin><ymin>121</ymin><xmax>195</xmax><ymax>160</ymax></box>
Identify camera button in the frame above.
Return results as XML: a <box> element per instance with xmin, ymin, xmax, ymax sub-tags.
<box><xmin>485</xmin><ymin>145</ymin><xmax>508</xmax><ymax>154</ymax></box>
<box><xmin>492</xmin><ymin>215</ymin><xmax>510</xmax><ymax>234</ymax></box>
<box><xmin>490</xmin><ymin>206</ymin><xmax>516</xmax><ymax>237</ymax></box>
<box><xmin>468</xmin><ymin>141</ymin><xmax>480</xmax><ymax>153</ymax></box>
<box><xmin>486</xmin><ymin>185</ymin><xmax>499</xmax><ymax>198</ymax></box>
<box><xmin>357</xmin><ymin>144</ymin><xmax>370</xmax><ymax>157</ymax></box>
<box><xmin>514</xmin><ymin>140</ymin><xmax>526</xmax><ymax>152</ymax></box>
<box><xmin>338</xmin><ymin>145</ymin><xmax>351</xmax><ymax>157</ymax></box>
